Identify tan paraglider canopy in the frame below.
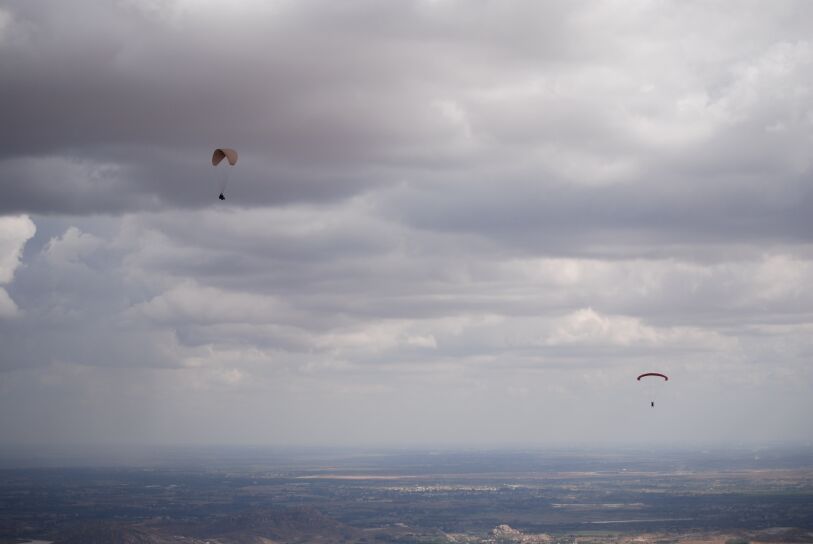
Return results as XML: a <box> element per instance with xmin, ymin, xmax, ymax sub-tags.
<box><xmin>212</xmin><ymin>148</ymin><xmax>238</xmax><ymax>166</ymax></box>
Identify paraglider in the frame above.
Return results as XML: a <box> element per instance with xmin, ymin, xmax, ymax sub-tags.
<box><xmin>212</xmin><ymin>148</ymin><xmax>238</xmax><ymax>200</ymax></box>
<box><xmin>637</xmin><ymin>372</ymin><xmax>668</xmax><ymax>407</ymax></box>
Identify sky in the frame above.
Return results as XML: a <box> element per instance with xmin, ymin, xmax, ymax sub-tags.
<box><xmin>1</xmin><ymin>0</ymin><xmax>813</xmax><ymax>450</ymax></box>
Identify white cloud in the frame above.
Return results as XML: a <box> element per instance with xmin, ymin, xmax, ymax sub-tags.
<box><xmin>131</xmin><ymin>280</ymin><xmax>287</xmax><ymax>324</ymax></box>
<box><xmin>406</xmin><ymin>334</ymin><xmax>438</xmax><ymax>349</ymax></box>
<box><xmin>545</xmin><ymin>308</ymin><xmax>732</xmax><ymax>351</ymax></box>
<box><xmin>44</xmin><ymin>226</ymin><xmax>103</xmax><ymax>265</ymax></box>
<box><xmin>0</xmin><ymin>215</ymin><xmax>36</xmax><ymax>283</ymax></box>
<box><xmin>748</xmin><ymin>254</ymin><xmax>811</xmax><ymax>302</ymax></box>
<box><xmin>0</xmin><ymin>215</ymin><xmax>36</xmax><ymax>317</ymax></box>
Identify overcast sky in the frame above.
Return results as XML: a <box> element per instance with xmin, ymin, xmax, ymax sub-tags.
<box><xmin>1</xmin><ymin>0</ymin><xmax>813</xmax><ymax>450</ymax></box>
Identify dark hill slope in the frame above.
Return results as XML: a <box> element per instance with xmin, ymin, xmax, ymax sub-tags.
<box><xmin>53</xmin><ymin>524</ymin><xmax>197</xmax><ymax>544</ymax></box>
<box><xmin>193</xmin><ymin>506</ymin><xmax>361</xmax><ymax>543</ymax></box>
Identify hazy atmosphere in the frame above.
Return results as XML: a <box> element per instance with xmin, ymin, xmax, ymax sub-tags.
<box><xmin>2</xmin><ymin>0</ymin><xmax>813</xmax><ymax>449</ymax></box>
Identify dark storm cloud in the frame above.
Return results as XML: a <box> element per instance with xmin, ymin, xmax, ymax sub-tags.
<box><xmin>384</xmin><ymin>170</ymin><xmax>813</xmax><ymax>258</ymax></box>
<box><xmin>0</xmin><ymin>0</ymin><xmax>577</xmax><ymax>209</ymax></box>
<box><xmin>0</xmin><ymin>0</ymin><xmax>458</xmax><ymax>212</ymax></box>
<box><xmin>2</xmin><ymin>0</ymin><xmax>812</xmax><ymax>254</ymax></box>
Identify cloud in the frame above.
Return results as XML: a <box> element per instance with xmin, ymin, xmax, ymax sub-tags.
<box><xmin>0</xmin><ymin>1</ymin><xmax>810</xmax><ymax>234</ymax></box>
<box><xmin>545</xmin><ymin>308</ymin><xmax>732</xmax><ymax>350</ymax></box>
<box><xmin>2</xmin><ymin>1</ymin><xmax>813</xmax><ymax>447</ymax></box>
<box><xmin>0</xmin><ymin>7</ymin><xmax>12</xmax><ymax>40</ymax></box>
<box><xmin>43</xmin><ymin>226</ymin><xmax>103</xmax><ymax>265</ymax></box>
<box><xmin>132</xmin><ymin>281</ymin><xmax>287</xmax><ymax>324</ymax></box>
<box><xmin>0</xmin><ymin>214</ymin><xmax>36</xmax><ymax>316</ymax></box>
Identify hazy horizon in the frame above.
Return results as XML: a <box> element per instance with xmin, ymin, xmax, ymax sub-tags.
<box><xmin>2</xmin><ymin>441</ymin><xmax>812</xmax><ymax>470</ymax></box>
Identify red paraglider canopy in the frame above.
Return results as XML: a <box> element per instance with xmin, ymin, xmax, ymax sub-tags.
<box><xmin>637</xmin><ymin>372</ymin><xmax>668</xmax><ymax>381</ymax></box>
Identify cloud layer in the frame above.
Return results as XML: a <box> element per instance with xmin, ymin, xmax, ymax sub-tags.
<box><xmin>1</xmin><ymin>0</ymin><xmax>812</xmax><ymax>448</ymax></box>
